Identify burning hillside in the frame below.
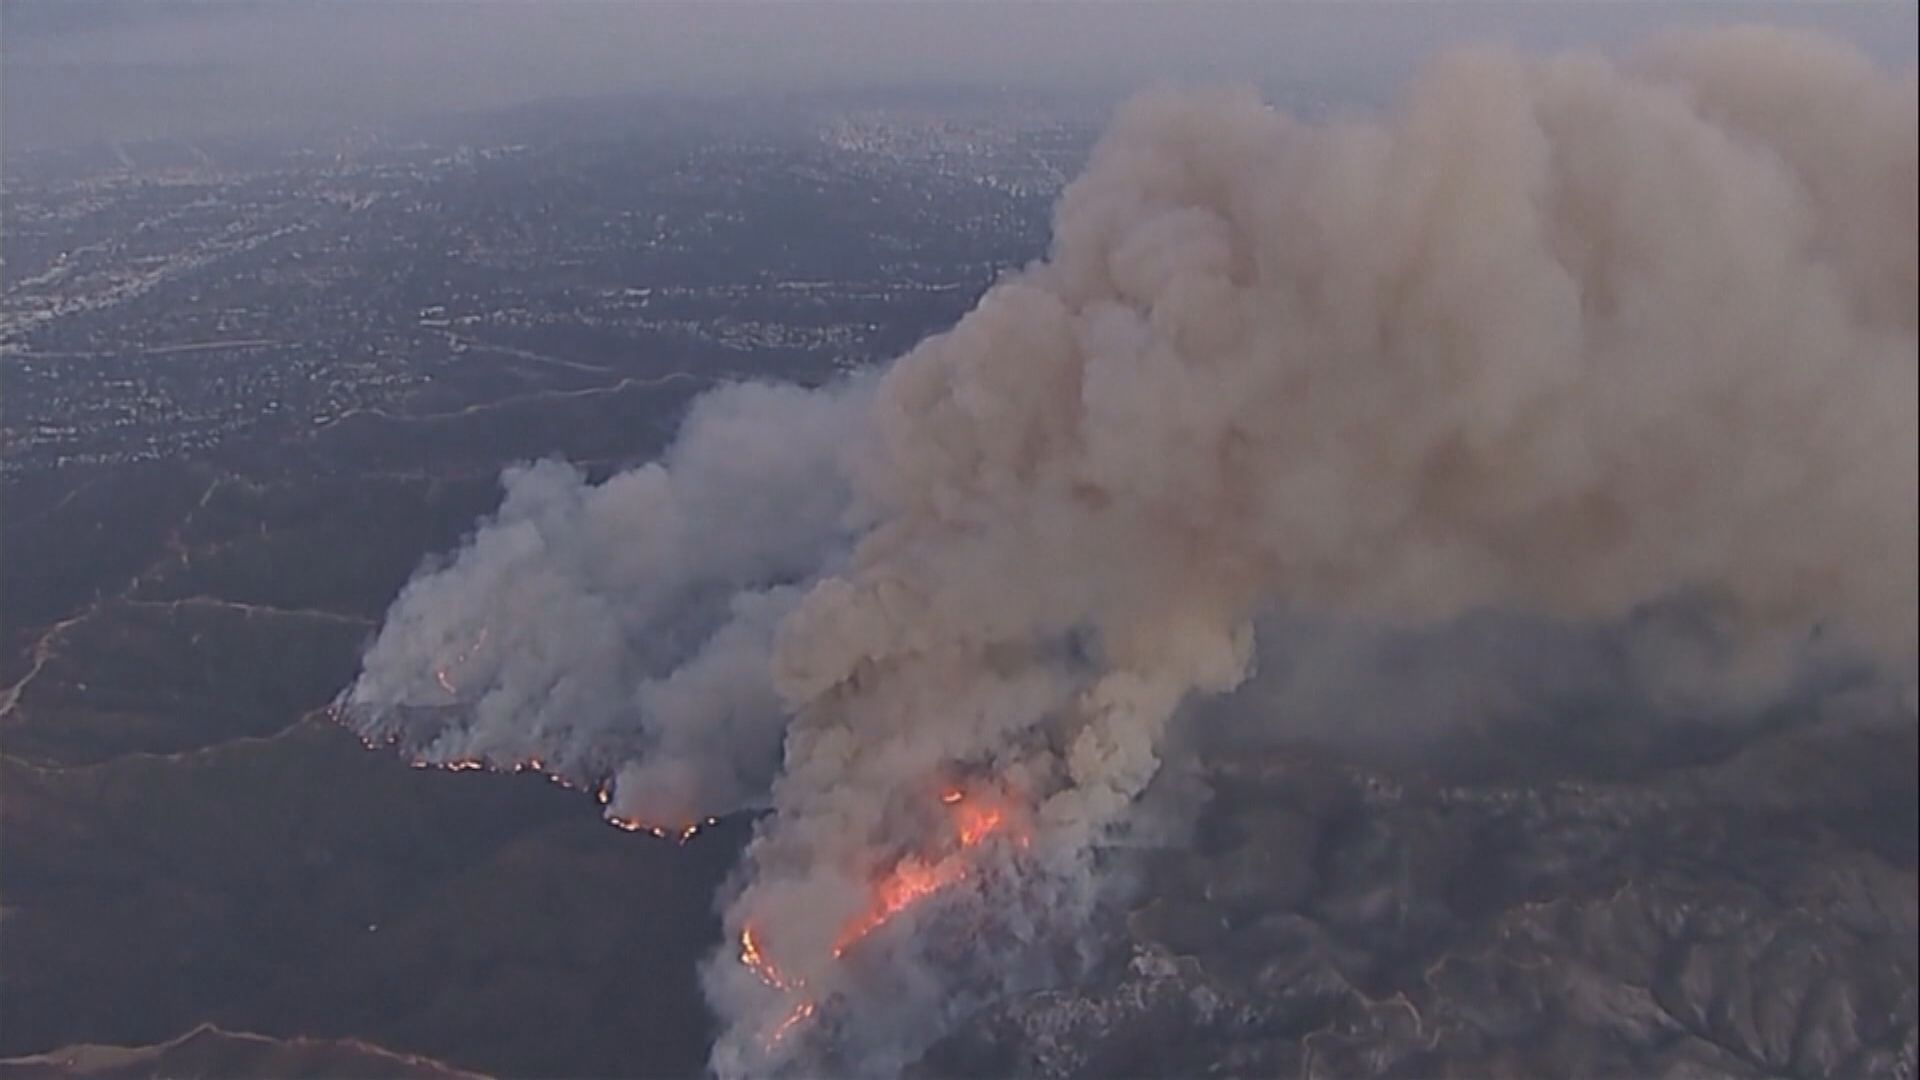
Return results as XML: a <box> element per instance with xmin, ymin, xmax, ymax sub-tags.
<box><xmin>340</xmin><ymin>26</ymin><xmax>1917</xmax><ymax>1077</ymax></box>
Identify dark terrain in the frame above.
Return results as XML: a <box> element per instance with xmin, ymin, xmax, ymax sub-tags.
<box><xmin>3</xmin><ymin>93</ymin><xmax>1915</xmax><ymax>1079</ymax></box>
<box><xmin>921</xmin><ymin>721</ymin><xmax>1918</xmax><ymax>1079</ymax></box>
<box><xmin>0</xmin><ymin>93</ymin><xmax>1077</xmax><ymax>1077</ymax></box>
<box><xmin>0</xmin><ymin>405</ymin><xmax>751</xmax><ymax>1077</ymax></box>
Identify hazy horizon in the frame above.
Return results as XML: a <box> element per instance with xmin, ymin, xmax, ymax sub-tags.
<box><xmin>5</xmin><ymin>1</ymin><xmax>1916</xmax><ymax>152</ymax></box>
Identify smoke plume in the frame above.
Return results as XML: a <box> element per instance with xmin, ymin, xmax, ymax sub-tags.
<box><xmin>343</xmin><ymin>27</ymin><xmax>1917</xmax><ymax>1075</ymax></box>
<box><xmin>346</xmin><ymin>379</ymin><xmax>868</xmax><ymax>824</ymax></box>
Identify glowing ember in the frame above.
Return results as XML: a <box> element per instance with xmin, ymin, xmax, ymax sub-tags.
<box><xmin>336</xmin><ymin>709</ymin><xmax>724</xmax><ymax>858</ymax></box>
<box><xmin>741</xmin><ymin>926</ymin><xmax>820</xmax><ymax>1046</ymax></box>
<box><xmin>740</xmin><ymin>926</ymin><xmax>789</xmax><ymax>990</ymax></box>
<box><xmin>605</xmin><ymin>814</ymin><xmax>716</xmax><ymax>844</ymax></box>
<box><xmin>344</xmin><ymin>716</ymin><xmax>722</xmax><ymax>847</ymax></box>
<box><xmin>768</xmin><ymin>1000</ymin><xmax>816</xmax><ymax>1044</ymax></box>
<box><xmin>940</xmin><ymin>788</ymin><xmax>964</xmax><ymax>804</ymax></box>
<box><xmin>433</xmin><ymin>626</ymin><xmax>491</xmax><ymax>697</ymax></box>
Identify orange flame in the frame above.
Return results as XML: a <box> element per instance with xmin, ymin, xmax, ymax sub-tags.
<box><xmin>732</xmin><ymin>787</ymin><xmax>1030</xmax><ymax>1049</ymax></box>
<box><xmin>829</xmin><ymin>785</ymin><xmax>1024</xmax><ymax>957</ymax></box>
<box><xmin>833</xmin><ymin>855</ymin><xmax>968</xmax><ymax>957</ymax></box>
<box><xmin>954</xmin><ymin>802</ymin><xmax>1004</xmax><ymax>847</ymax></box>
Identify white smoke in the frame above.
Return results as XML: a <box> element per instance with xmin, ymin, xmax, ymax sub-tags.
<box><xmin>343</xmin><ymin>378</ymin><xmax>869</xmax><ymax>824</ymax></box>
<box><xmin>343</xmin><ymin>27</ymin><xmax>1917</xmax><ymax>1076</ymax></box>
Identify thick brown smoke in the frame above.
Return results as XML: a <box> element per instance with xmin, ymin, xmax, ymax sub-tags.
<box><xmin>344</xmin><ymin>27</ymin><xmax>1916</xmax><ymax>1076</ymax></box>
<box><xmin>713</xmin><ymin>28</ymin><xmax>1915</xmax><ymax>1074</ymax></box>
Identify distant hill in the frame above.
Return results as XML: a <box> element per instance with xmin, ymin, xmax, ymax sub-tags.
<box><xmin>0</xmin><ymin>1023</ymin><xmax>484</xmax><ymax>1080</ymax></box>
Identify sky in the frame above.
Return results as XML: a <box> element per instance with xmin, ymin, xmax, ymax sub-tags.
<box><xmin>3</xmin><ymin>1</ymin><xmax>1917</xmax><ymax>150</ymax></box>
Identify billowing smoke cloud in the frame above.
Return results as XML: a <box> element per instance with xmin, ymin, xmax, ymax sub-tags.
<box><xmin>343</xmin><ymin>27</ymin><xmax>1917</xmax><ymax>1076</ymax></box>
<box><xmin>346</xmin><ymin>379</ymin><xmax>868</xmax><ymax>824</ymax></box>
